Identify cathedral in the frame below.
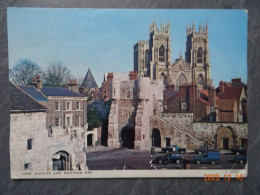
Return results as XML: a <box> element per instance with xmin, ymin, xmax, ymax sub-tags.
<box><xmin>134</xmin><ymin>21</ymin><xmax>211</xmax><ymax>90</ymax></box>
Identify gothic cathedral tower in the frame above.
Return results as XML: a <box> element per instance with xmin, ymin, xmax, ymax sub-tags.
<box><xmin>185</xmin><ymin>23</ymin><xmax>211</xmax><ymax>89</ymax></box>
<box><xmin>149</xmin><ymin>21</ymin><xmax>171</xmax><ymax>81</ymax></box>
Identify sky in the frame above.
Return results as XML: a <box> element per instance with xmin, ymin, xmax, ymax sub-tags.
<box><xmin>7</xmin><ymin>8</ymin><xmax>247</xmax><ymax>87</ymax></box>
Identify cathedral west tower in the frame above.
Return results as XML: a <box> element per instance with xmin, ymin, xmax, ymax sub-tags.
<box><xmin>185</xmin><ymin>23</ymin><xmax>211</xmax><ymax>89</ymax></box>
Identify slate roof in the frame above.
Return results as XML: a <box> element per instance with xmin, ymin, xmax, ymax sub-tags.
<box><xmin>10</xmin><ymin>82</ymin><xmax>47</xmax><ymax>112</ymax></box>
<box><xmin>81</xmin><ymin>68</ymin><xmax>98</xmax><ymax>90</ymax></box>
<box><xmin>18</xmin><ymin>85</ymin><xmax>47</xmax><ymax>101</ymax></box>
<box><xmin>216</xmin><ymin>86</ymin><xmax>243</xmax><ymax>99</ymax></box>
<box><xmin>41</xmin><ymin>87</ymin><xmax>85</xmax><ymax>97</ymax></box>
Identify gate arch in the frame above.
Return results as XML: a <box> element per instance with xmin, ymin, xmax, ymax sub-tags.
<box><xmin>52</xmin><ymin>150</ymin><xmax>71</xmax><ymax>171</ymax></box>
<box><xmin>216</xmin><ymin>126</ymin><xmax>236</xmax><ymax>150</ymax></box>
<box><xmin>121</xmin><ymin>126</ymin><xmax>135</xmax><ymax>149</ymax></box>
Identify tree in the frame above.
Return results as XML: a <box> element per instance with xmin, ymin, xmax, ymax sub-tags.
<box><xmin>87</xmin><ymin>103</ymin><xmax>102</xmax><ymax>130</ymax></box>
<box><xmin>43</xmin><ymin>62</ymin><xmax>73</xmax><ymax>87</ymax></box>
<box><xmin>10</xmin><ymin>59</ymin><xmax>41</xmax><ymax>85</ymax></box>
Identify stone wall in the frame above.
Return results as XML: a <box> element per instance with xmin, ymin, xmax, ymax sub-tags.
<box><xmin>10</xmin><ymin>112</ymin><xmax>48</xmax><ymax>172</ymax></box>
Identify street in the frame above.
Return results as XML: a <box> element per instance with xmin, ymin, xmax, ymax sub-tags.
<box><xmin>86</xmin><ymin>146</ymin><xmax>247</xmax><ymax>170</ymax></box>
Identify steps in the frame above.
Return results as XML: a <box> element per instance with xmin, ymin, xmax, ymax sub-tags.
<box><xmin>155</xmin><ymin>115</ymin><xmax>203</xmax><ymax>145</ymax></box>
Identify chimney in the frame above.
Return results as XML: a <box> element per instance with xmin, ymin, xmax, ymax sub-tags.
<box><xmin>68</xmin><ymin>79</ymin><xmax>79</xmax><ymax>93</ymax></box>
<box><xmin>129</xmin><ymin>71</ymin><xmax>138</xmax><ymax>80</ymax></box>
<box><xmin>31</xmin><ymin>75</ymin><xmax>42</xmax><ymax>90</ymax></box>
<box><xmin>231</xmin><ymin>78</ymin><xmax>242</xmax><ymax>86</ymax></box>
<box><xmin>208</xmin><ymin>86</ymin><xmax>216</xmax><ymax>106</ymax></box>
<box><xmin>107</xmin><ymin>73</ymin><xmax>114</xmax><ymax>81</ymax></box>
<box><xmin>219</xmin><ymin>81</ymin><xmax>225</xmax><ymax>94</ymax></box>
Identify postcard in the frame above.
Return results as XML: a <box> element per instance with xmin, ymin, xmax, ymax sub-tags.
<box><xmin>8</xmin><ymin>8</ymin><xmax>248</xmax><ymax>179</ymax></box>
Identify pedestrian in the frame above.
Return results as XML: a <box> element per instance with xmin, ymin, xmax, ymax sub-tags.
<box><xmin>186</xmin><ymin>157</ymin><xmax>191</xmax><ymax>169</ymax></box>
<box><xmin>183</xmin><ymin>157</ymin><xmax>187</xmax><ymax>169</ymax></box>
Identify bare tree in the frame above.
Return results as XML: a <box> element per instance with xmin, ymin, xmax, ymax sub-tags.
<box><xmin>43</xmin><ymin>62</ymin><xmax>73</xmax><ymax>87</ymax></box>
<box><xmin>10</xmin><ymin>59</ymin><xmax>41</xmax><ymax>85</ymax></box>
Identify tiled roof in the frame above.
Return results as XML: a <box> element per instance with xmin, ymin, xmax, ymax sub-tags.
<box><xmin>216</xmin><ymin>99</ymin><xmax>236</xmax><ymax>111</ymax></box>
<box><xmin>199</xmin><ymin>89</ymin><xmax>208</xmax><ymax>101</ymax></box>
<box><xmin>197</xmin><ymin>98</ymin><xmax>212</xmax><ymax>106</ymax></box>
<box><xmin>41</xmin><ymin>87</ymin><xmax>85</xmax><ymax>97</ymax></box>
<box><xmin>10</xmin><ymin>82</ymin><xmax>47</xmax><ymax>112</ymax></box>
<box><xmin>81</xmin><ymin>68</ymin><xmax>98</xmax><ymax>90</ymax></box>
<box><xmin>18</xmin><ymin>85</ymin><xmax>47</xmax><ymax>101</ymax></box>
<box><xmin>216</xmin><ymin>86</ymin><xmax>243</xmax><ymax>99</ymax></box>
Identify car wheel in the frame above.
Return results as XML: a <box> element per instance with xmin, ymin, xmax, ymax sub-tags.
<box><xmin>236</xmin><ymin>152</ymin><xmax>240</xmax><ymax>155</ymax></box>
<box><xmin>196</xmin><ymin>161</ymin><xmax>200</xmax><ymax>165</ymax></box>
<box><xmin>159</xmin><ymin>160</ymin><xmax>162</xmax><ymax>164</ymax></box>
<box><xmin>176</xmin><ymin>160</ymin><xmax>180</xmax><ymax>164</ymax></box>
<box><xmin>240</xmin><ymin>160</ymin><xmax>244</xmax><ymax>164</ymax></box>
<box><xmin>211</xmin><ymin>161</ymin><xmax>215</xmax><ymax>165</ymax></box>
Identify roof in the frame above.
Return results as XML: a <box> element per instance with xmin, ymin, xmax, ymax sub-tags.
<box><xmin>10</xmin><ymin>82</ymin><xmax>47</xmax><ymax>113</ymax></box>
<box><xmin>216</xmin><ymin>86</ymin><xmax>243</xmax><ymax>99</ymax></box>
<box><xmin>216</xmin><ymin>99</ymin><xmax>236</xmax><ymax>111</ymax></box>
<box><xmin>197</xmin><ymin>98</ymin><xmax>212</xmax><ymax>106</ymax></box>
<box><xmin>41</xmin><ymin>87</ymin><xmax>85</xmax><ymax>97</ymax></box>
<box><xmin>199</xmin><ymin>89</ymin><xmax>208</xmax><ymax>101</ymax></box>
<box><xmin>18</xmin><ymin>85</ymin><xmax>47</xmax><ymax>101</ymax></box>
<box><xmin>81</xmin><ymin>68</ymin><xmax>98</xmax><ymax>90</ymax></box>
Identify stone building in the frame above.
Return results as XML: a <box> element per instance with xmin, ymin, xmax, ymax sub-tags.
<box><xmin>10</xmin><ymin>82</ymin><xmax>48</xmax><ymax>173</ymax></box>
<box><xmin>107</xmin><ymin>21</ymin><xmax>247</xmax><ymax>151</ymax></box>
<box><xmin>17</xmin><ymin>77</ymin><xmax>88</xmax><ymax>171</ymax></box>
<box><xmin>134</xmin><ymin>21</ymin><xmax>211</xmax><ymax>90</ymax></box>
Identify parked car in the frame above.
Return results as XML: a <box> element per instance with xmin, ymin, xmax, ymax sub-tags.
<box><xmin>161</xmin><ymin>145</ymin><xmax>186</xmax><ymax>154</ymax></box>
<box><xmin>234</xmin><ymin>154</ymin><xmax>247</xmax><ymax>164</ymax></box>
<box><xmin>194</xmin><ymin>146</ymin><xmax>218</xmax><ymax>154</ymax></box>
<box><xmin>154</xmin><ymin>153</ymin><xmax>183</xmax><ymax>164</ymax></box>
<box><xmin>193</xmin><ymin>152</ymin><xmax>220</xmax><ymax>165</ymax></box>
<box><xmin>231</xmin><ymin>146</ymin><xmax>247</xmax><ymax>155</ymax></box>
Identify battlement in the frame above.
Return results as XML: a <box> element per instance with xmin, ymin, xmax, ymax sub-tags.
<box><xmin>149</xmin><ymin>20</ymin><xmax>170</xmax><ymax>34</ymax></box>
<box><xmin>186</xmin><ymin>22</ymin><xmax>208</xmax><ymax>36</ymax></box>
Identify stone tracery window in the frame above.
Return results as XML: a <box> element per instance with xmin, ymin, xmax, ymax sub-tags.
<box><xmin>159</xmin><ymin>45</ymin><xmax>165</xmax><ymax>62</ymax></box>
<box><xmin>176</xmin><ymin>73</ymin><xmax>188</xmax><ymax>90</ymax></box>
<box><xmin>197</xmin><ymin>47</ymin><xmax>203</xmax><ymax>63</ymax></box>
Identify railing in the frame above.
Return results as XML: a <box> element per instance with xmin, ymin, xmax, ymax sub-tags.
<box><xmin>155</xmin><ymin>115</ymin><xmax>204</xmax><ymax>144</ymax></box>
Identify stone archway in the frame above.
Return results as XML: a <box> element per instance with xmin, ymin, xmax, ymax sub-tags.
<box><xmin>152</xmin><ymin>128</ymin><xmax>161</xmax><ymax>147</ymax></box>
<box><xmin>121</xmin><ymin>126</ymin><xmax>135</xmax><ymax>149</ymax></box>
<box><xmin>216</xmin><ymin>127</ymin><xmax>236</xmax><ymax>150</ymax></box>
<box><xmin>52</xmin><ymin>150</ymin><xmax>71</xmax><ymax>171</ymax></box>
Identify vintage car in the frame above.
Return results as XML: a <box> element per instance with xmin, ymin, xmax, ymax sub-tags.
<box><xmin>161</xmin><ymin>145</ymin><xmax>186</xmax><ymax>154</ymax></box>
<box><xmin>231</xmin><ymin>146</ymin><xmax>247</xmax><ymax>155</ymax></box>
<box><xmin>154</xmin><ymin>153</ymin><xmax>183</xmax><ymax>164</ymax></box>
<box><xmin>193</xmin><ymin>152</ymin><xmax>220</xmax><ymax>165</ymax></box>
<box><xmin>194</xmin><ymin>146</ymin><xmax>218</xmax><ymax>154</ymax></box>
<box><xmin>234</xmin><ymin>154</ymin><xmax>247</xmax><ymax>164</ymax></box>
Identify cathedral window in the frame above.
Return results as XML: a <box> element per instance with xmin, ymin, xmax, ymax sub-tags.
<box><xmin>159</xmin><ymin>45</ymin><xmax>165</xmax><ymax>62</ymax></box>
<box><xmin>197</xmin><ymin>47</ymin><xmax>203</xmax><ymax>63</ymax></box>
<box><xmin>198</xmin><ymin>74</ymin><xmax>204</xmax><ymax>87</ymax></box>
<box><xmin>176</xmin><ymin>73</ymin><xmax>188</xmax><ymax>90</ymax></box>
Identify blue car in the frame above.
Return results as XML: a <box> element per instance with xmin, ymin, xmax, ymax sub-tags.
<box><xmin>234</xmin><ymin>154</ymin><xmax>247</xmax><ymax>164</ymax></box>
<box><xmin>193</xmin><ymin>152</ymin><xmax>220</xmax><ymax>165</ymax></box>
<box><xmin>154</xmin><ymin>153</ymin><xmax>183</xmax><ymax>164</ymax></box>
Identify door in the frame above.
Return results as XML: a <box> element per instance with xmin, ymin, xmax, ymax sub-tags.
<box><xmin>166</xmin><ymin>138</ymin><xmax>170</xmax><ymax>147</ymax></box>
<box><xmin>223</xmin><ymin>138</ymin><xmax>229</xmax><ymax>150</ymax></box>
